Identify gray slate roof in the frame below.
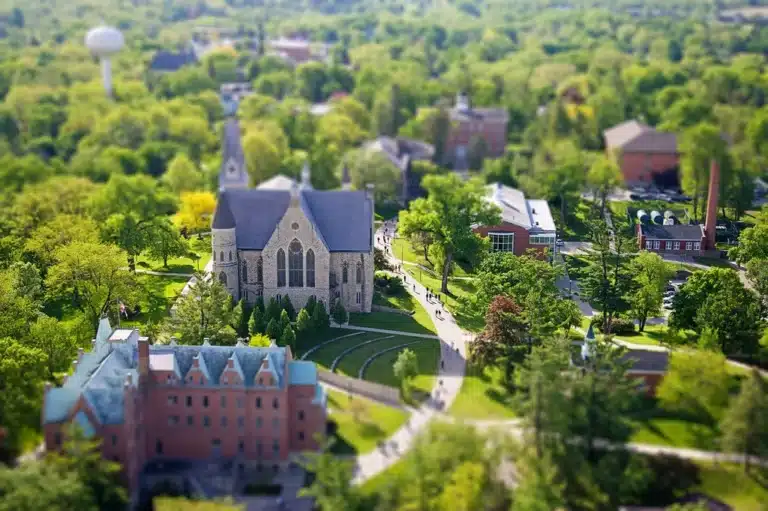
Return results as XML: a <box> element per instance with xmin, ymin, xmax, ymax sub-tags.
<box><xmin>450</xmin><ymin>107</ymin><xmax>509</xmax><ymax>123</ymax></box>
<box><xmin>485</xmin><ymin>183</ymin><xmax>556</xmax><ymax>233</ymax></box>
<box><xmin>219</xmin><ymin>119</ymin><xmax>249</xmax><ymax>189</ymax></box>
<box><xmin>603</xmin><ymin>120</ymin><xmax>678</xmax><ymax>154</ymax></box>
<box><xmin>149</xmin><ymin>50</ymin><xmax>197</xmax><ymax>72</ymax></box>
<box><xmin>213</xmin><ymin>188</ymin><xmax>372</xmax><ymax>252</ymax></box>
<box><xmin>640</xmin><ymin>224</ymin><xmax>704</xmax><ymax>241</ymax></box>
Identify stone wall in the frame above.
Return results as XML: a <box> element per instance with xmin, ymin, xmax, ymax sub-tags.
<box><xmin>211</xmin><ymin>227</ymin><xmax>239</xmax><ymax>298</ymax></box>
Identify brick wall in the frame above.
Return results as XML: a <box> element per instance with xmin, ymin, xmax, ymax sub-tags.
<box><xmin>619</xmin><ymin>151</ymin><xmax>679</xmax><ymax>184</ymax></box>
<box><xmin>445</xmin><ymin>119</ymin><xmax>507</xmax><ymax>164</ymax></box>
<box><xmin>473</xmin><ymin>222</ymin><xmax>551</xmax><ymax>257</ymax></box>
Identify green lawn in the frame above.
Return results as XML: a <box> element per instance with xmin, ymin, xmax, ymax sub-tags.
<box><xmin>404</xmin><ymin>268</ymin><xmax>482</xmax><ymax>331</ymax></box>
<box><xmin>327</xmin><ymin>390</ymin><xmax>409</xmax><ymax>455</ymax></box>
<box><xmin>293</xmin><ymin>327</ymin><xmax>360</xmax><ymax>359</ymax></box>
<box><xmin>121</xmin><ymin>274</ymin><xmax>189</xmax><ymax>329</ymax></box>
<box><xmin>300</xmin><ymin>332</ymin><xmax>386</xmax><ymax>370</ymax></box>
<box><xmin>371</xmin><ymin>291</ymin><xmax>437</xmax><ymax>334</ymax></box>
<box><xmin>631</xmin><ymin>418</ymin><xmax>717</xmax><ymax>450</ymax></box>
<box><xmin>348</xmin><ymin>310</ymin><xmax>437</xmax><ymax>335</ymax></box>
<box><xmin>135</xmin><ymin>237</ymin><xmax>212</xmax><ymax>274</ymax></box>
<box><xmin>334</xmin><ymin>335</ymin><xmax>428</xmax><ymax>378</ymax></box>
<box><xmin>695</xmin><ymin>462</ymin><xmax>768</xmax><ymax>511</ymax></box>
<box><xmin>390</xmin><ymin>238</ymin><xmax>471</xmax><ymax>277</ymax></box>
<box><xmin>362</xmin><ymin>340</ymin><xmax>440</xmax><ymax>399</ymax></box>
<box><xmin>558</xmin><ymin>199</ymin><xmax>593</xmax><ymax>241</ymax></box>
<box><xmin>449</xmin><ymin>362</ymin><xmax>517</xmax><ymax>419</ymax></box>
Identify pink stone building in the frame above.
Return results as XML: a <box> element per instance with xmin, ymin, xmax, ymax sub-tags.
<box><xmin>42</xmin><ymin>318</ymin><xmax>327</xmax><ymax>494</ymax></box>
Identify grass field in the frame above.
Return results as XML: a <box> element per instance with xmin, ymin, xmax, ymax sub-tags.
<box><xmin>333</xmin><ymin>335</ymin><xmax>432</xmax><ymax>378</ymax></box>
<box><xmin>121</xmin><ymin>274</ymin><xmax>189</xmax><ymax>328</ymax></box>
<box><xmin>363</xmin><ymin>340</ymin><xmax>440</xmax><ymax>399</ymax></box>
<box><xmin>695</xmin><ymin>462</ymin><xmax>768</xmax><ymax>511</ymax></box>
<box><xmin>327</xmin><ymin>390</ymin><xmax>409</xmax><ymax>455</ymax></box>
<box><xmin>370</xmin><ymin>291</ymin><xmax>437</xmax><ymax>334</ymax></box>
<box><xmin>348</xmin><ymin>309</ymin><xmax>436</xmax><ymax>335</ymax></box>
<box><xmin>390</xmin><ymin>238</ymin><xmax>471</xmax><ymax>277</ymax></box>
<box><xmin>630</xmin><ymin>418</ymin><xmax>717</xmax><ymax>450</ymax></box>
<box><xmin>449</xmin><ymin>362</ymin><xmax>517</xmax><ymax>419</ymax></box>
<box><xmin>135</xmin><ymin>237</ymin><xmax>212</xmax><ymax>274</ymax></box>
<box><xmin>404</xmin><ymin>268</ymin><xmax>482</xmax><ymax>331</ymax></box>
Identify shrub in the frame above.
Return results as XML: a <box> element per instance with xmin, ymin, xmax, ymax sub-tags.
<box><xmin>296</xmin><ymin>308</ymin><xmax>311</xmax><ymax>335</ymax></box>
<box><xmin>331</xmin><ymin>300</ymin><xmax>348</xmax><ymax>324</ymax></box>
<box><xmin>281</xmin><ymin>295</ymin><xmax>296</xmax><ymax>320</ymax></box>
<box><xmin>265</xmin><ymin>318</ymin><xmax>281</xmax><ymax>340</ymax></box>
<box><xmin>249</xmin><ymin>333</ymin><xmax>271</xmax><ymax>347</ymax></box>
<box><xmin>374</xmin><ymin>272</ymin><xmax>406</xmax><ymax>296</ymax></box>
<box><xmin>265</xmin><ymin>297</ymin><xmax>281</xmax><ymax>323</ymax></box>
<box><xmin>590</xmin><ymin>314</ymin><xmax>635</xmax><ymax>335</ymax></box>
<box><xmin>312</xmin><ymin>300</ymin><xmax>329</xmax><ymax>330</ymax></box>
<box><xmin>281</xmin><ymin>324</ymin><xmax>296</xmax><ymax>350</ymax></box>
<box><xmin>248</xmin><ymin>307</ymin><xmax>265</xmax><ymax>335</ymax></box>
<box><xmin>374</xmin><ymin>247</ymin><xmax>391</xmax><ymax>271</ymax></box>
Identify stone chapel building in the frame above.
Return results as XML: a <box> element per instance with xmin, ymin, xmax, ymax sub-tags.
<box><xmin>212</xmin><ymin>119</ymin><xmax>374</xmax><ymax>313</ymax></box>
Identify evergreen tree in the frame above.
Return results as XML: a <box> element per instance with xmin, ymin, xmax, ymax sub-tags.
<box><xmin>281</xmin><ymin>324</ymin><xmax>296</xmax><ymax>351</ymax></box>
<box><xmin>305</xmin><ymin>295</ymin><xmax>317</xmax><ymax>314</ymax></box>
<box><xmin>279</xmin><ymin>309</ymin><xmax>290</xmax><ymax>331</ymax></box>
<box><xmin>265</xmin><ymin>297</ymin><xmax>281</xmax><ymax>323</ymax></box>
<box><xmin>248</xmin><ymin>306</ymin><xmax>266</xmax><ymax>335</ymax></box>
<box><xmin>282</xmin><ymin>295</ymin><xmax>296</xmax><ymax>320</ymax></box>
<box><xmin>312</xmin><ymin>300</ymin><xmax>330</xmax><ymax>330</ymax></box>
<box><xmin>230</xmin><ymin>298</ymin><xmax>250</xmax><ymax>338</ymax></box>
<box><xmin>720</xmin><ymin>369</ymin><xmax>768</xmax><ymax>471</ymax></box>
<box><xmin>265</xmin><ymin>318</ymin><xmax>281</xmax><ymax>341</ymax></box>
<box><xmin>254</xmin><ymin>295</ymin><xmax>265</xmax><ymax>313</ymax></box>
<box><xmin>331</xmin><ymin>300</ymin><xmax>348</xmax><ymax>325</ymax></box>
<box><xmin>296</xmin><ymin>308</ymin><xmax>311</xmax><ymax>336</ymax></box>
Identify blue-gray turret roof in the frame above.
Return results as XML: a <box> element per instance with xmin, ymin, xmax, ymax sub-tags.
<box><xmin>219</xmin><ymin>119</ymin><xmax>249</xmax><ymax>189</ymax></box>
<box><xmin>212</xmin><ymin>190</ymin><xmax>236</xmax><ymax>229</ymax></box>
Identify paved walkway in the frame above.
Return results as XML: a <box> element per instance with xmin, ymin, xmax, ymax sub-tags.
<box><xmin>351</xmin><ymin>222</ymin><xmax>469</xmax><ymax>484</ymax></box>
<box><xmin>336</xmin><ymin>324</ymin><xmax>440</xmax><ymax>340</ymax></box>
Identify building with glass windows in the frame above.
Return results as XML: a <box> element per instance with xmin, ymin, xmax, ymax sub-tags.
<box><xmin>473</xmin><ymin>183</ymin><xmax>557</xmax><ymax>257</ymax></box>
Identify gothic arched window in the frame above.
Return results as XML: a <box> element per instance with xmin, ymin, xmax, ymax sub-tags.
<box><xmin>257</xmin><ymin>258</ymin><xmax>263</xmax><ymax>284</ymax></box>
<box><xmin>213</xmin><ymin>252</ymin><xmax>216</xmax><ymax>262</ymax></box>
<box><xmin>288</xmin><ymin>240</ymin><xmax>303</xmax><ymax>287</ymax></box>
<box><xmin>306</xmin><ymin>250</ymin><xmax>315</xmax><ymax>288</ymax></box>
<box><xmin>342</xmin><ymin>262</ymin><xmax>348</xmax><ymax>284</ymax></box>
<box><xmin>241</xmin><ymin>260</ymin><xmax>248</xmax><ymax>283</ymax></box>
<box><xmin>229</xmin><ymin>251</ymin><xmax>232</xmax><ymax>262</ymax></box>
<box><xmin>277</xmin><ymin>249</ymin><xmax>286</xmax><ymax>287</ymax></box>
<box><xmin>219</xmin><ymin>251</ymin><xmax>224</xmax><ymax>262</ymax></box>
<box><xmin>356</xmin><ymin>262</ymin><xmax>362</xmax><ymax>284</ymax></box>
<box><xmin>219</xmin><ymin>272</ymin><xmax>228</xmax><ymax>286</ymax></box>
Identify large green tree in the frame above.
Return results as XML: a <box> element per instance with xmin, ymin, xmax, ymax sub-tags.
<box><xmin>678</xmin><ymin>124</ymin><xmax>730</xmax><ymax>222</ymax></box>
<box><xmin>719</xmin><ymin>369</ymin><xmax>768</xmax><ymax>471</ymax></box>
<box><xmin>398</xmin><ymin>174</ymin><xmax>500</xmax><ymax>292</ymax></box>
<box><xmin>628</xmin><ymin>251</ymin><xmax>673</xmax><ymax>331</ymax></box>
<box><xmin>0</xmin><ymin>338</ymin><xmax>46</xmax><ymax>455</ymax></box>
<box><xmin>163</xmin><ymin>273</ymin><xmax>234</xmax><ymax>345</ymax></box>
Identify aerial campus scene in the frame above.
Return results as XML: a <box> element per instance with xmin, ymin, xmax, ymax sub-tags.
<box><xmin>1</xmin><ymin>0</ymin><xmax>768</xmax><ymax>510</ymax></box>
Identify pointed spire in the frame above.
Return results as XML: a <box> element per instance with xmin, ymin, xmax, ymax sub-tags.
<box><xmin>585</xmin><ymin>323</ymin><xmax>595</xmax><ymax>341</ymax></box>
<box><xmin>300</xmin><ymin>161</ymin><xmax>312</xmax><ymax>190</ymax></box>
<box><xmin>341</xmin><ymin>163</ymin><xmax>351</xmax><ymax>190</ymax></box>
<box><xmin>212</xmin><ymin>190</ymin><xmax>236</xmax><ymax>230</ymax></box>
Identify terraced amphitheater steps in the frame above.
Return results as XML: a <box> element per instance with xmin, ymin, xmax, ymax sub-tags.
<box><xmin>329</xmin><ymin>335</ymin><xmax>395</xmax><ymax>372</ymax></box>
<box><xmin>299</xmin><ymin>331</ymin><xmax>365</xmax><ymax>360</ymax></box>
<box><xmin>358</xmin><ymin>340</ymin><xmax>427</xmax><ymax>379</ymax></box>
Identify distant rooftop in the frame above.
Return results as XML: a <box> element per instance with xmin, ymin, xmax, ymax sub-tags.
<box><xmin>603</xmin><ymin>120</ymin><xmax>678</xmax><ymax>154</ymax></box>
<box><xmin>639</xmin><ymin>223</ymin><xmax>704</xmax><ymax>241</ymax></box>
<box><xmin>485</xmin><ymin>183</ymin><xmax>556</xmax><ymax>233</ymax></box>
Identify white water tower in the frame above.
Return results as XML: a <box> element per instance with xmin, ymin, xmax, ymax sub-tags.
<box><xmin>85</xmin><ymin>25</ymin><xmax>124</xmax><ymax>98</ymax></box>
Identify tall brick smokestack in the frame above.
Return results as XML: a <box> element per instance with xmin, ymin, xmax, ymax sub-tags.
<box><xmin>704</xmin><ymin>159</ymin><xmax>720</xmax><ymax>250</ymax></box>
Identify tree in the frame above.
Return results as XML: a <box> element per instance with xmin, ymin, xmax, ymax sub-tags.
<box><xmin>399</xmin><ymin>174</ymin><xmax>500</xmax><ymax>292</ymax></box>
<box><xmin>0</xmin><ymin>462</ymin><xmax>94</xmax><ymax>511</ymax></box>
<box><xmin>265</xmin><ymin>318</ymin><xmax>282</xmax><ymax>341</ymax></box>
<box><xmin>525</xmin><ymin>138</ymin><xmax>587</xmax><ymax>223</ymax></box>
<box><xmin>249</xmin><ymin>333</ymin><xmax>272</xmax><ymax>347</ymax></box>
<box><xmin>393</xmin><ymin>348</ymin><xmax>418</xmax><ymax>395</ymax></box>
<box><xmin>146</xmin><ymin>219</ymin><xmax>189</xmax><ymax>268</ymax></box>
<box><xmin>176</xmin><ymin>192</ymin><xmax>216</xmax><ymax>234</ymax></box>
<box><xmin>511</xmin><ymin>447</ymin><xmax>567</xmax><ymax>511</ymax></box>
<box><xmin>24</xmin><ymin>215</ymin><xmax>100</xmax><ymax>273</ymax></box>
<box><xmin>657</xmin><ymin>351</ymin><xmax>730</xmax><ymax>428</ymax></box>
<box><xmin>281</xmin><ymin>295</ymin><xmax>296</xmax><ymax>321</ymax></box>
<box><xmin>670</xmin><ymin>268</ymin><xmax>762</xmax><ymax>355</ymax></box>
<box><xmin>281</xmin><ymin>324</ymin><xmax>296</xmax><ymax>351</ymax></box>
<box><xmin>437</xmin><ymin>461</ymin><xmax>490</xmax><ymax>511</ymax></box>
<box><xmin>231</xmin><ymin>299</ymin><xmax>250</xmax><ymax>338</ymax></box>
<box><xmin>730</xmin><ymin>223</ymin><xmax>768</xmax><ymax>265</ymax></box>
<box><xmin>45</xmin><ymin>242</ymin><xmax>138</xmax><ymax>328</ymax></box>
<box><xmin>28</xmin><ymin>315</ymin><xmax>78</xmax><ymax>379</ymax></box>
<box><xmin>471</xmin><ymin>295</ymin><xmax>527</xmax><ymax>386</ymax></box>
<box><xmin>163</xmin><ymin>273</ymin><xmax>234</xmax><ymax>344</ymax></box>
<box><xmin>345</xmin><ymin>149</ymin><xmax>400</xmax><ymax>203</ymax></box>
<box><xmin>629</xmin><ymin>252</ymin><xmax>672</xmax><ymax>331</ymax></box>
<box><xmin>467</xmin><ymin>135</ymin><xmax>488</xmax><ymax>171</ymax></box>
<box><xmin>679</xmin><ymin>124</ymin><xmax>730</xmax><ymax>222</ymax></box>
<box><xmin>265</xmin><ymin>297</ymin><xmax>282</xmax><ymax>324</ymax></box>
<box><xmin>746</xmin><ymin>258</ymin><xmax>768</xmax><ymax>312</ymax></box>
<box><xmin>279</xmin><ymin>309</ymin><xmax>290</xmax><ymax>332</ymax></box>
<box><xmin>587</xmin><ymin>153</ymin><xmax>622</xmax><ymax>217</ymax></box>
<box><xmin>0</xmin><ymin>338</ymin><xmax>46</xmax><ymax>455</ymax></box>
<box><xmin>299</xmin><ymin>440</ymin><xmax>360</xmax><ymax>511</ymax></box>
<box><xmin>312</xmin><ymin>300</ymin><xmax>330</xmax><ymax>330</ymax></box>
<box><xmin>163</xmin><ymin>153</ymin><xmax>204</xmax><ymax>195</ymax></box>
<box><xmin>296</xmin><ymin>308</ymin><xmax>311</xmax><ymax>336</ymax></box>
<box><xmin>248</xmin><ymin>306</ymin><xmax>266</xmax><ymax>335</ymax></box>
<box><xmin>331</xmin><ymin>300</ymin><xmax>348</xmax><ymax>325</ymax></box>
<box><xmin>242</xmin><ymin>130</ymin><xmax>285</xmax><ymax>184</ymax></box>
<box><xmin>719</xmin><ymin>369</ymin><xmax>768</xmax><ymax>471</ymax></box>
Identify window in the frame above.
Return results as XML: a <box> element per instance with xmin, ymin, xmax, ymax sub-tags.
<box><xmin>168</xmin><ymin>416</ymin><xmax>179</xmax><ymax>426</ymax></box>
<box><xmin>272</xmin><ymin>440</ymin><xmax>279</xmax><ymax>454</ymax></box>
<box><xmin>238</xmin><ymin>416</ymin><xmax>245</xmax><ymax>429</ymax></box>
<box><xmin>673</xmin><ymin>241</ymin><xmax>680</xmax><ymax>251</ymax></box>
<box><xmin>238</xmin><ymin>440</ymin><xmax>245</xmax><ymax>453</ymax></box>
<box><xmin>212</xmin><ymin>438</ymin><xmax>221</xmax><ymax>448</ymax></box>
<box><xmin>111</xmin><ymin>435</ymin><xmax>117</xmax><ymax>446</ymax></box>
<box><xmin>298</xmin><ymin>410</ymin><xmax>305</xmax><ymax>421</ymax></box>
<box><xmin>220</xmin><ymin>396</ymin><xmax>226</xmax><ymax>408</ymax></box>
<box><xmin>229</xmin><ymin>251</ymin><xmax>232</xmax><ymax>262</ymax></box>
<box><xmin>237</xmin><ymin>397</ymin><xmax>244</xmax><ymax>408</ymax></box>
<box><xmin>342</xmin><ymin>263</ymin><xmax>348</xmax><ymax>283</ymax></box>
<box><xmin>187</xmin><ymin>415</ymin><xmax>194</xmax><ymax>426</ymax></box>
<box><xmin>203</xmin><ymin>396</ymin><xmax>209</xmax><ymax>408</ymax></box>
<box><xmin>219</xmin><ymin>251</ymin><xmax>224</xmax><ymax>262</ymax></box>
<box><xmin>686</xmin><ymin>242</ymin><xmax>693</xmax><ymax>251</ymax></box>
<box><xmin>277</xmin><ymin>249</ymin><xmax>286</xmax><ymax>287</ymax></box>
<box><xmin>272</xmin><ymin>397</ymin><xmax>279</xmax><ymax>409</ymax></box>
<box><xmin>203</xmin><ymin>416</ymin><xmax>210</xmax><ymax>427</ymax></box>
<box><xmin>257</xmin><ymin>258</ymin><xmax>263</xmax><ymax>283</ymax></box>
<box><xmin>242</xmin><ymin>260</ymin><xmax>248</xmax><ymax>283</ymax></box>
<box><xmin>168</xmin><ymin>395</ymin><xmax>178</xmax><ymax>406</ymax></box>
<box><xmin>54</xmin><ymin>433</ymin><xmax>62</xmax><ymax>447</ymax></box>
<box><xmin>298</xmin><ymin>432</ymin><xmax>304</xmax><ymax>441</ymax></box>
<box><xmin>530</xmin><ymin>235</ymin><xmax>555</xmax><ymax>246</ymax></box>
<box><xmin>693</xmin><ymin>242</ymin><xmax>701</xmax><ymax>251</ymax></box>
<box><xmin>258</xmin><ymin>377</ymin><xmax>263</xmax><ymax>386</ymax></box>
<box><xmin>257</xmin><ymin>442</ymin><xmax>263</xmax><ymax>456</ymax></box>
<box><xmin>489</xmin><ymin>233</ymin><xmax>514</xmax><ymax>252</ymax></box>
<box><xmin>219</xmin><ymin>272</ymin><xmax>228</xmax><ymax>286</ymax></box>
<box><xmin>652</xmin><ymin>240</ymin><xmax>660</xmax><ymax>250</ymax></box>
<box><xmin>221</xmin><ymin>416</ymin><xmax>228</xmax><ymax>428</ymax></box>
<box><xmin>356</xmin><ymin>262</ymin><xmax>362</xmax><ymax>284</ymax></box>
<box><xmin>288</xmin><ymin>239</ymin><xmax>303</xmax><ymax>287</ymax></box>
<box><xmin>213</xmin><ymin>252</ymin><xmax>216</xmax><ymax>262</ymax></box>
<box><xmin>155</xmin><ymin>440</ymin><xmax>164</xmax><ymax>455</ymax></box>
<box><xmin>256</xmin><ymin>397</ymin><xmax>262</xmax><ymax>409</ymax></box>
<box><xmin>186</xmin><ymin>396</ymin><xmax>193</xmax><ymax>407</ymax></box>
<box><xmin>306</xmin><ymin>250</ymin><xmax>315</xmax><ymax>288</ymax></box>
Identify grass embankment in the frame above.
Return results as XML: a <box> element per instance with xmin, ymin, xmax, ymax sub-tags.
<box><xmin>449</xmin><ymin>362</ymin><xmax>517</xmax><ymax>419</ymax></box>
<box><xmin>350</xmin><ymin>291</ymin><xmax>436</xmax><ymax>335</ymax></box>
<box><xmin>327</xmin><ymin>390</ymin><xmax>409</xmax><ymax>455</ymax></box>
<box><xmin>135</xmin><ymin>237</ymin><xmax>212</xmax><ymax>274</ymax></box>
<box><xmin>362</xmin><ymin>340</ymin><xmax>440</xmax><ymax>399</ymax></box>
<box><xmin>694</xmin><ymin>462</ymin><xmax>768</xmax><ymax>511</ymax></box>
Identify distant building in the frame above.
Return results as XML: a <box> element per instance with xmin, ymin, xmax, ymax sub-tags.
<box><xmin>220</xmin><ymin>82</ymin><xmax>253</xmax><ymax>117</ymax></box>
<box><xmin>573</xmin><ymin>325</ymin><xmax>669</xmax><ymax>396</ymax></box>
<box><xmin>636</xmin><ymin>160</ymin><xmax>721</xmax><ymax>254</ymax></box>
<box><xmin>363</xmin><ymin>136</ymin><xmax>435</xmax><ymax>204</ymax></box>
<box><xmin>149</xmin><ymin>48</ymin><xmax>198</xmax><ymax>72</ymax></box>
<box><xmin>473</xmin><ymin>183</ymin><xmax>556</xmax><ymax>257</ymax></box>
<box><xmin>603</xmin><ymin>120</ymin><xmax>679</xmax><ymax>185</ymax></box>
<box><xmin>268</xmin><ymin>38</ymin><xmax>329</xmax><ymax>66</ymax></box>
<box><xmin>444</xmin><ymin>93</ymin><xmax>509</xmax><ymax>169</ymax></box>
<box><xmin>42</xmin><ymin>319</ymin><xmax>327</xmax><ymax>493</ymax></box>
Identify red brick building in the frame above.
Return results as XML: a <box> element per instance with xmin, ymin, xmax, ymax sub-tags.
<box><xmin>604</xmin><ymin>120</ymin><xmax>679</xmax><ymax>185</ymax></box>
<box><xmin>473</xmin><ymin>183</ymin><xmax>557</xmax><ymax>257</ymax></box>
<box><xmin>444</xmin><ymin>93</ymin><xmax>509</xmax><ymax>169</ymax></box>
<box><xmin>42</xmin><ymin>319</ymin><xmax>326</xmax><ymax>494</ymax></box>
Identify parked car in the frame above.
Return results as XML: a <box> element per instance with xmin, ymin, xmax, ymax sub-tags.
<box><xmin>556</xmin><ymin>239</ymin><xmax>564</xmax><ymax>247</ymax></box>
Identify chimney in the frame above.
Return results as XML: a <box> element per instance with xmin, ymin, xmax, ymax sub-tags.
<box><xmin>704</xmin><ymin>159</ymin><xmax>720</xmax><ymax>250</ymax></box>
<box><xmin>138</xmin><ymin>338</ymin><xmax>149</xmax><ymax>379</ymax></box>
<box><xmin>341</xmin><ymin>164</ymin><xmax>352</xmax><ymax>191</ymax></box>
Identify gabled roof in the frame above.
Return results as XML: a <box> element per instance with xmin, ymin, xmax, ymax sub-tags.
<box><xmin>363</xmin><ymin>136</ymin><xmax>435</xmax><ymax>172</ymax></box>
<box><xmin>212</xmin><ymin>188</ymin><xmax>372</xmax><ymax>252</ymax></box>
<box><xmin>450</xmin><ymin>107</ymin><xmax>509</xmax><ymax>123</ymax></box>
<box><xmin>189</xmin><ymin>352</ymin><xmax>212</xmax><ymax>381</ymax></box>
<box><xmin>149</xmin><ymin>50</ymin><xmax>197</xmax><ymax>72</ymax></box>
<box><xmin>604</xmin><ymin>120</ymin><xmax>678</xmax><ymax>154</ymax></box>
<box><xmin>484</xmin><ymin>183</ymin><xmax>556</xmax><ymax>233</ymax></box>
<box><xmin>257</xmin><ymin>174</ymin><xmax>297</xmax><ymax>190</ymax></box>
<box><xmin>640</xmin><ymin>224</ymin><xmax>704</xmax><ymax>241</ymax></box>
<box><xmin>74</xmin><ymin>411</ymin><xmax>96</xmax><ymax>438</ymax></box>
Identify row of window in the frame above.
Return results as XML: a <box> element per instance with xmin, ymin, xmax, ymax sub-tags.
<box><xmin>277</xmin><ymin>240</ymin><xmax>316</xmax><ymax>288</ymax></box>
<box><xmin>529</xmin><ymin>235</ymin><xmax>555</xmax><ymax>246</ymax></box>
<box><xmin>489</xmin><ymin>233</ymin><xmax>515</xmax><ymax>252</ymax></box>
<box><xmin>154</xmin><ymin>437</ymin><xmax>291</xmax><ymax>456</ymax></box>
<box><xmin>646</xmin><ymin>240</ymin><xmax>701</xmax><ymax>251</ymax></box>
<box><xmin>214</xmin><ymin>251</ymin><xmax>233</xmax><ymax>263</ymax></box>
<box><xmin>168</xmin><ymin>395</ymin><xmax>281</xmax><ymax>410</ymax></box>
<box><xmin>168</xmin><ymin>414</ymin><xmax>283</xmax><ymax>430</ymax></box>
